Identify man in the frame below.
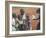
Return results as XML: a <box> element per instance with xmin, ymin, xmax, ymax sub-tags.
<box><xmin>17</xmin><ymin>9</ymin><xmax>27</xmax><ymax>30</ymax></box>
<box><xmin>12</xmin><ymin>13</ymin><xmax>20</xmax><ymax>31</ymax></box>
<box><xmin>33</xmin><ymin>8</ymin><xmax>40</xmax><ymax>30</ymax></box>
<box><xmin>32</xmin><ymin>8</ymin><xmax>40</xmax><ymax>30</ymax></box>
<box><xmin>12</xmin><ymin>13</ymin><xmax>16</xmax><ymax>31</ymax></box>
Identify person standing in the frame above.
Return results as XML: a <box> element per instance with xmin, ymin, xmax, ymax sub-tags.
<box><xmin>12</xmin><ymin>13</ymin><xmax>16</xmax><ymax>31</ymax></box>
<box><xmin>36</xmin><ymin>8</ymin><xmax>40</xmax><ymax>30</ymax></box>
<box><xmin>18</xmin><ymin>9</ymin><xmax>27</xmax><ymax>30</ymax></box>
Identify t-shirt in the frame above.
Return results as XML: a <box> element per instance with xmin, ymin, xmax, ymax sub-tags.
<box><xmin>12</xmin><ymin>18</ymin><xmax>15</xmax><ymax>26</ymax></box>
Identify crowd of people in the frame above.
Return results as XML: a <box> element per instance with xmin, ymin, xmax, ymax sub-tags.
<box><xmin>12</xmin><ymin>8</ymin><xmax>40</xmax><ymax>31</ymax></box>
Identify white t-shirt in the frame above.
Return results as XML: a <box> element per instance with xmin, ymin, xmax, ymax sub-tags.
<box><xmin>12</xmin><ymin>18</ymin><xmax>15</xmax><ymax>26</ymax></box>
<box><xmin>22</xmin><ymin>13</ymin><xmax>26</xmax><ymax>20</ymax></box>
